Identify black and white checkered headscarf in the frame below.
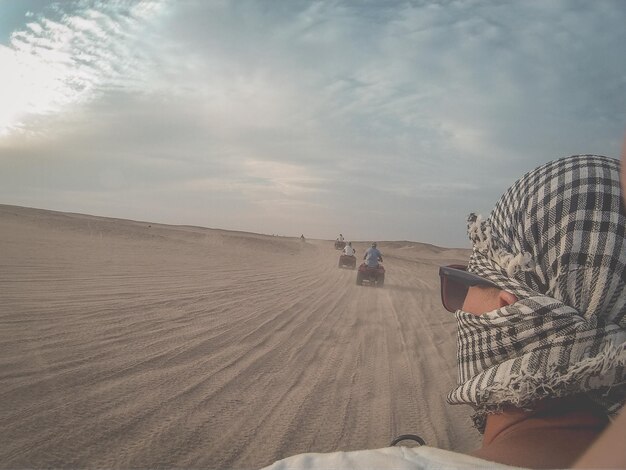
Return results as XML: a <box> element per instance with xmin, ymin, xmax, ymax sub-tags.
<box><xmin>446</xmin><ymin>155</ymin><xmax>626</xmax><ymax>432</ymax></box>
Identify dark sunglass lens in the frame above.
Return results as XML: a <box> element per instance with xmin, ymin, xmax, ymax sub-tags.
<box><xmin>443</xmin><ymin>277</ymin><xmax>468</xmax><ymax>312</ymax></box>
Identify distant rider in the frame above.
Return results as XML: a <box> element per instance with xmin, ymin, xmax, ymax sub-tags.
<box><xmin>338</xmin><ymin>233</ymin><xmax>344</xmax><ymax>242</ymax></box>
<box><xmin>363</xmin><ymin>242</ymin><xmax>382</xmax><ymax>268</ymax></box>
<box><xmin>342</xmin><ymin>242</ymin><xmax>355</xmax><ymax>257</ymax></box>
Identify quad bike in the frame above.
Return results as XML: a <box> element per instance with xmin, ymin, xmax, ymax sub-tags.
<box><xmin>356</xmin><ymin>262</ymin><xmax>385</xmax><ymax>287</ymax></box>
<box><xmin>334</xmin><ymin>240</ymin><xmax>346</xmax><ymax>250</ymax></box>
<box><xmin>338</xmin><ymin>254</ymin><xmax>357</xmax><ymax>269</ymax></box>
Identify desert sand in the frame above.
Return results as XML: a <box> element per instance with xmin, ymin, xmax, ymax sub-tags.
<box><xmin>0</xmin><ymin>204</ymin><xmax>479</xmax><ymax>469</ymax></box>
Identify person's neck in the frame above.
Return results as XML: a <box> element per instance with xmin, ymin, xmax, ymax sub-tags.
<box><xmin>472</xmin><ymin>397</ymin><xmax>608</xmax><ymax>469</ymax></box>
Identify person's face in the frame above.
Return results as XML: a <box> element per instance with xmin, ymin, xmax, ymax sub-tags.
<box><xmin>462</xmin><ymin>286</ymin><xmax>518</xmax><ymax>316</ymax></box>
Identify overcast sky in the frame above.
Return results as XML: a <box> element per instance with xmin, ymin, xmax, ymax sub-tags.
<box><xmin>1</xmin><ymin>0</ymin><xmax>625</xmax><ymax>247</ymax></box>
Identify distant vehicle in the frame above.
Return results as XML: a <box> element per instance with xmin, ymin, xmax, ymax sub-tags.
<box><xmin>334</xmin><ymin>240</ymin><xmax>346</xmax><ymax>250</ymax></box>
<box><xmin>356</xmin><ymin>262</ymin><xmax>385</xmax><ymax>287</ymax></box>
<box><xmin>338</xmin><ymin>254</ymin><xmax>356</xmax><ymax>269</ymax></box>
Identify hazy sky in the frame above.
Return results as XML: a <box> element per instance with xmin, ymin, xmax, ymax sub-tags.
<box><xmin>1</xmin><ymin>0</ymin><xmax>625</xmax><ymax>247</ymax></box>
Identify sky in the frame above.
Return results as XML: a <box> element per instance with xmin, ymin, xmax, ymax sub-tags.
<box><xmin>0</xmin><ymin>0</ymin><xmax>625</xmax><ymax>247</ymax></box>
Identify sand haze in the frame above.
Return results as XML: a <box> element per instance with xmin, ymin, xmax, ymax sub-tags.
<box><xmin>0</xmin><ymin>204</ymin><xmax>479</xmax><ymax>468</ymax></box>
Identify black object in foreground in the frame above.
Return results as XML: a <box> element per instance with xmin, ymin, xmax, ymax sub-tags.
<box><xmin>390</xmin><ymin>434</ymin><xmax>426</xmax><ymax>447</ymax></box>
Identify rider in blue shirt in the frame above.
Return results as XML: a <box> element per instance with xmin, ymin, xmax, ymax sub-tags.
<box><xmin>364</xmin><ymin>242</ymin><xmax>383</xmax><ymax>268</ymax></box>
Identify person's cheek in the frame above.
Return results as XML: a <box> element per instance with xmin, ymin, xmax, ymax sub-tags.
<box><xmin>462</xmin><ymin>287</ymin><xmax>490</xmax><ymax>316</ymax></box>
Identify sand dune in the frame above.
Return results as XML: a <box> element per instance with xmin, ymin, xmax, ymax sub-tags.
<box><xmin>0</xmin><ymin>204</ymin><xmax>479</xmax><ymax>469</ymax></box>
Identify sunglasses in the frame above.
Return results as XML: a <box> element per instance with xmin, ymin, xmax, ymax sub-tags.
<box><xmin>438</xmin><ymin>264</ymin><xmax>498</xmax><ymax>313</ymax></box>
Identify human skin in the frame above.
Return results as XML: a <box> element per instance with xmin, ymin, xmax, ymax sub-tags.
<box><xmin>461</xmin><ymin>286</ymin><xmax>608</xmax><ymax>468</ymax></box>
<box><xmin>461</xmin><ymin>286</ymin><xmax>516</xmax><ymax>315</ymax></box>
<box><xmin>458</xmin><ymin>138</ymin><xmax>626</xmax><ymax>468</ymax></box>
<box><xmin>573</xmin><ymin>407</ymin><xmax>626</xmax><ymax>468</ymax></box>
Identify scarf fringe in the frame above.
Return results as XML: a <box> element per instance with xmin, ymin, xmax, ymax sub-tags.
<box><xmin>470</xmin><ymin>341</ymin><xmax>626</xmax><ymax>432</ymax></box>
<box><xmin>467</xmin><ymin>213</ymin><xmax>534</xmax><ymax>276</ymax></box>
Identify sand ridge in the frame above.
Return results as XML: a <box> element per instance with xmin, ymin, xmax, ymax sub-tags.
<box><xmin>0</xmin><ymin>204</ymin><xmax>479</xmax><ymax>468</ymax></box>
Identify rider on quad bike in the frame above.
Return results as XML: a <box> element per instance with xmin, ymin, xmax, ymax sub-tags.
<box><xmin>356</xmin><ymin>242</ymin><xmax>385</xmax><ymax>286</ymax></box>
<box><xmin>334</xmin><ymin>234</ymin><xmax>346</xmax><ymax>250</ymax></box>
<box><xmin>338</xmin><ymin>241</ymin><xmax>357</xmax><ymax>269</ymax></box>
<box><xmin>363</xmin><ymin>242</ymin><xmax>383</xmax><ymax>267</ymax></box>
<box><xmin>343</xmin><ymin>241</ymin><xmax>355</xmax><ymax>257</ymax></box>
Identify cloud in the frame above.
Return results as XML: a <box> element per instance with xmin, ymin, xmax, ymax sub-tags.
<box><xmin>0</xmin><ymin>0</ymin><xmax>625</xmax><ymax>246</ymax></box>
<box><xmin>0</xmin><ymin>0</ymin><xmax>169</xmax><ymax>135</ymax></box>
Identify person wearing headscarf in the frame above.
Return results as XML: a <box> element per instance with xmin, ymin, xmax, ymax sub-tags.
<box><xmin>444</xmin><ymin>154</ymin><xmax>626</xmax><ymax>467</ymax></box>
<box><xmin>262</xmin><ymin>154</ymin><xmax>626</xmax><ymax>469</ymax></box>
